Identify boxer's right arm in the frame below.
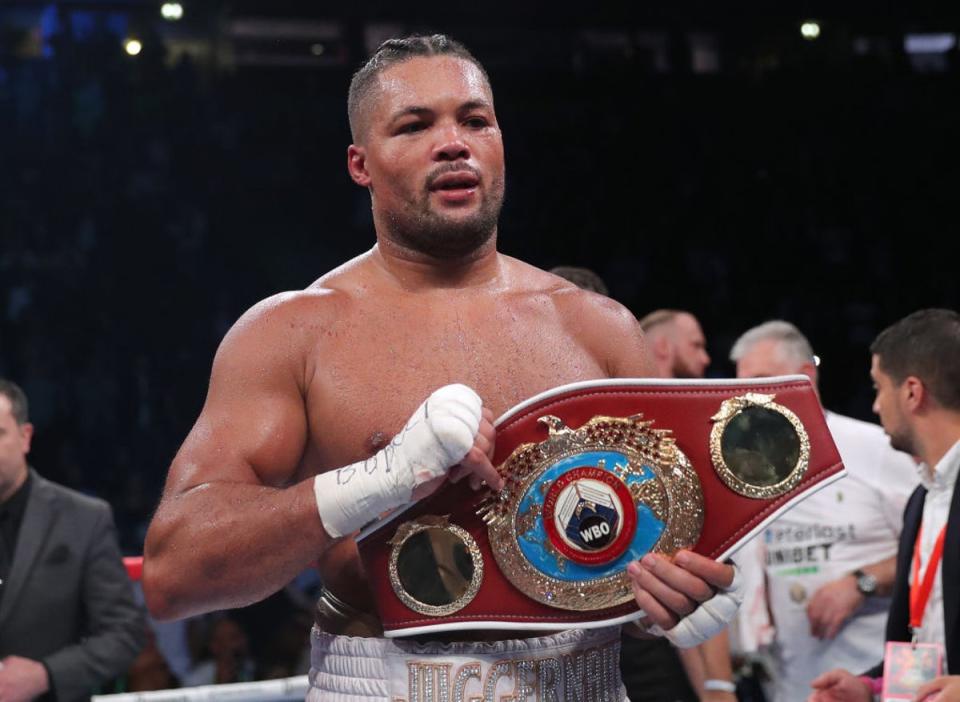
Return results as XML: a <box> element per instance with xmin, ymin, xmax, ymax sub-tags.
<box><xmin>144</xmin><ymin>296</ymin><xmax>325</xmax><ymax>620</ymax></box>
<box><xmin>143</xmin><ymin>295</ymin><xmax>498</xmax><ymax>621</ymax></box>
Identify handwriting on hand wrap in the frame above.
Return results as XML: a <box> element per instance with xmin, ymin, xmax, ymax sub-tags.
<box><xmin>335</xmin><ymin>417</ymin><xmax>422</xmax><ymax>486</ymax></box>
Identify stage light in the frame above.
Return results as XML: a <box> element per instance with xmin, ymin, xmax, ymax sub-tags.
<box><xmin>161</xmin><ymin>3</ymin><xmax>183</xmax><ymax>21</ymax></box>
<box><xmin>124</xmin><ymin>38</ymin><xmax>142</xmax><ymax>56</ymax></box>
<box><xmin>801</xmin><ymin>22</ymin><xmax>821</xmax><ymax>40</ymax></box>
<box><xmin>905</xmin><ymin>33</ymin><xmax>956</xmax><ymax>54</ymax></box>
<box><xmin>310</xmin><ymin>43</ymin><xmax>325</xmax><ymax>56</ymax></box>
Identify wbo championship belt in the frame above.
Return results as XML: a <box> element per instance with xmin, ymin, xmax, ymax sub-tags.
<box><xmin>356</xmin><ymin>376</ymin><xmax>845</xmax><ymax>637</ymax></box>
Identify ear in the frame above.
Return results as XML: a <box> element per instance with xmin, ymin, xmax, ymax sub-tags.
<box><xmin>19</xmin><ymin>422</ymin><xmax>33</xmax><ymax>455</ymax></box>
<box><xmin>902</xmin><ymin>376</ymin><xmax>926</xmax><ymax>412</ymax></box>
<box><xmin>798</xmin><ymin>361</ymin><xmax>819</xmax><ymax>385</ymax></box>
<box><xmin>652</xmin><ymin>334</ymin><xmax>671</xmax><ymax>361</ymax></box>
<box><xmin>347</xmin><ymin>144</ymin><xmax>371</xmax><ymax>187</ymax></box>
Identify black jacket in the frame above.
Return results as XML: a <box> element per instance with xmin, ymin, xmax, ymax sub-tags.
<box><xmin>866</xmin><ymin>466</ymin><xmax>960</xmax><ymax>677</ymax></box>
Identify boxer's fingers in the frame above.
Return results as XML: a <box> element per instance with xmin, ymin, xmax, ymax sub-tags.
<box><xmin>672</xmin><ymin>550</ymin><xmax>736</xmax><ymax>591</ymax></box>
<box><xmin>479</xmin><ymin>407</ymin><xmax>495</xmax><ymax>460</ymax></box>
<box><xmin>626</xmin><ymin>558</ymin><xmax>701</xmax><ymax>628</ymax></box>
<box><xmin>461</xmin><ymin>448</ymin><xmax>503</xmax><ymax>491</ymax></box>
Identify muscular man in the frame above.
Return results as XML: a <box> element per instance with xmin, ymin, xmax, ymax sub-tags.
<box><xmin>730</xmin><ymin>321</ymin><xmax>917</xmax><ymax>702</ymax></box>
<box><xmin>143</xmin><ymin>35</ymin><xmax>738</xmax><ymax>701</ymax></box>
<box><xmin>638</xmin><ymin>310</ymin><xmax>711</xmax><ymax>379</ymax></box>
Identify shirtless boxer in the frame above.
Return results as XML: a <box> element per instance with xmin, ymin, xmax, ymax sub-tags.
<box><xmin>143</xmin><ymin>35</ymin><xmax>740</xmax><ymax>701</ymax></box>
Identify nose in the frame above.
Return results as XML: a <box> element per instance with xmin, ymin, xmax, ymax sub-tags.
<box><xmin>432</xmin><ymin>123</ymin><xmax>470</xmax><ymax>162</ymax></box>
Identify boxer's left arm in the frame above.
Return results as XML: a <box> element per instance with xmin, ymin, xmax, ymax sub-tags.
<box><xmin>569</xmin><ymin>291</ymin><xmax>740</xmax><ymax>643</ymax></box>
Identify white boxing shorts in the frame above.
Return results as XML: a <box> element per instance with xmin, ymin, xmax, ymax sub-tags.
<box><xmin>306</xmin><ymin>626</ymin><xmax>630</xmax><ymax>702</ymax></box>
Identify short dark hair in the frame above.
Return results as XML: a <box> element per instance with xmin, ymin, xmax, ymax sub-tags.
<box><xmin>347</xmin><ymin>34</ymin><xmax>490</xmax><ymax>142</ymax></box>
<box><xmin>870</xmin><ymin>308</ymin><xmax>960</xmax><ymax>411</ymax></box>
<box><xmin>0</xmin><ymin>378</ymin><xmax>30</xmax><ymax>424</ymax></box>
<box><xmin>549</xmin><ymin>266</ymin><xmax>609</xmax><ymax>296</ymax></box>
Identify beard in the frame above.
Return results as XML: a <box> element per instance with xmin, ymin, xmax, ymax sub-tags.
<box><xmin>383</xmin><ymin>167</ymin><xmax>506</xmax><ymax>260</ymax></box>
<box><xmin>887</xmin><ymin>426</ymin><xmax>916</xmax><ymax>456</ymax></box>
<box><xmin>672</xmin><ymin>358</ymin><xmax>705</xmax><ymax>379</ymax></box>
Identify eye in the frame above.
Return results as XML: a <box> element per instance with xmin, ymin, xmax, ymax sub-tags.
<box><xmin>397</xmin><ymin>122</ymin><xmax>426</xmax><ymax>135</ymax></box>
<box><xmin>464</xmin><ymin>116</ymin><xmax>489</xmax><ymax>129</ymax></box>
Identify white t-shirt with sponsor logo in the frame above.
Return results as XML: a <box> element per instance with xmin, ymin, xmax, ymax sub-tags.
<box><xmin>765</xmin><ymin>411</ymin><xmax>919</xmax><ymax>702</ymax></box>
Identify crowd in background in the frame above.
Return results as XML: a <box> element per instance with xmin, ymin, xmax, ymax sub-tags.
<box><xmin>1</xmin><ymin>11</ymin><xmax>957</xmax><ymax>693</ymax></box>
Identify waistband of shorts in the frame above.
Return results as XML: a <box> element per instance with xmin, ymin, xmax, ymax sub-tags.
<box><xmin>311</xmin><ymin>625</ymin><xmax>621</xmax><ymax>660</ymax></box>
<box><xmin>309</xmin><ymin>626</ymin><xmax>625</xmax><ymax>701</ymax></box>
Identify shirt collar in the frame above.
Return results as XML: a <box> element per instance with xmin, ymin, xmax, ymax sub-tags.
<box><xmin>919</xmin><ymin>439</ymin><xmax>960</xmax><ymax>493</ymax></box>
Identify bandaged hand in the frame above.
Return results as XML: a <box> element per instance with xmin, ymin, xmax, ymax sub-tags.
<box><xmin>628</xmin><ymin>551</ymin><xmax>744</xmax><ymax>648</ymax></box>
<box><xmin>314</xmin><ymin>384</ymin><xmax>494</xmax><ymax>538</ymax></box>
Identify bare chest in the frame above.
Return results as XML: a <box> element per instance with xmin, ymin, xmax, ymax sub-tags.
<box><xmin>300</xmin><ymin>303</ymin><xmax>607</xmax><ymax>472</ymax></box>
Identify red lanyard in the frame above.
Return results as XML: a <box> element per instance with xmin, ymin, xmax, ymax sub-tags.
<box><xmin>909</xmin><ymin>524</ymin><xmax>948</xmax><ymax>638</ymax></box>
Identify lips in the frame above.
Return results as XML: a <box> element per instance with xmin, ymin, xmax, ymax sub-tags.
<box><xmin>428</xmin><ymin>171</ymin><xmax>480</xmax><ymax>191</ymax></box>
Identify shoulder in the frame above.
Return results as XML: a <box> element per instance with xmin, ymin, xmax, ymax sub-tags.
<box><xmin>826</xmin><ymin>412</ymin><xmax>919</xmax><ymax>487</ymax></box>
<box><xmin>506</xmin><ymin>258</ymin><xmax>639</xmax><ymax>331</ymax></box>
<box><xmin>218</xmin><ymin>255</ymin><xmax>375</xmax><ymax>357</ymax></box>
<box><xmin>503</xmin><ymin>258</ymin><xmax>649</xmax><ymax>375</ymax></box>
<box><xmin>33</xmin><ymin>473</ymin><xmax>112</xmax><ymax>520</ymax></box>
<box><xmin>825</xmin><ymin>412</ymin><xmax>909</xmax><ymax>465</ymax></box>
<box><xmin>826</xmin><ymin>412</ymin><xmax>887</xmax><ymax>443</ymax></box>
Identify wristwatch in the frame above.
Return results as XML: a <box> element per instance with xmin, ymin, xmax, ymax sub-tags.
<box><xmin>853</xmin><ymin>569</ymin><xmax>877</xmax><ymax>596</ymax></box>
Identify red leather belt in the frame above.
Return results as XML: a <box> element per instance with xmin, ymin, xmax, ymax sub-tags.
<box><xmin>357</xmin><ymin>376</ymin><xmax>844</xmax><ymax>638</ymax></box>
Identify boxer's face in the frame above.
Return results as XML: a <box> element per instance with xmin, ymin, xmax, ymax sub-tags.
<box><xmin>0</xmin><ymin>395</ymin><xmax>31</xmax><ymax>502</ymax></box>
<box><xmin>349</xmin><ymin>55</ymin><xmax>506</xmax><ymax>258</ymax></box>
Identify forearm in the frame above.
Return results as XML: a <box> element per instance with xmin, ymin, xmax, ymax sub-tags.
<box><xmin>679</xmin><ymin>631</ymin><xmax>735</xmax><ymax>699</ymax></box>
<box><xmin>700</xmin><ymin>630</ymin><xmax>736</xmax><ymax>698</ymax></box>
<box><xmin>677</xmin><ymin>645</ymin><xmax>706</xmax><ymax>692</ymax></box>
<box><xmin>144</xmin><ymin>478</ymin><xmax>330</xmax><ymax>620</ymax></box>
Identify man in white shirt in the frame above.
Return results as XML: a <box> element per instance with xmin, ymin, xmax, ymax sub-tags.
<box><xmin>808</xmin><ymin>308</ymin><xmax>960</xmax><ymax>701</ymax></box>
<box><xmin>730</xmin><ymin>320</ymin><xmax>918</xmax><ymax>702</ymax></box>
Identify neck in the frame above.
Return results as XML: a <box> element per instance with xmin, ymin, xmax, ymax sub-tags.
<box><xmin>372</xmin><ymin>235</ymin><xmax>502</xmax><ymax>292</ymax></box>
<box><xmin>915</xmin><ymin>412</ymin><xmax>960</xmax><ymax>471</ymax></box>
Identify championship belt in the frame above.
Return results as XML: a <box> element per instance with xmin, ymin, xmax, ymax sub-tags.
<box><xmin>356</xmin><ymin>376</ymin><xmax>844</xmax><ymax>637</ymax></box>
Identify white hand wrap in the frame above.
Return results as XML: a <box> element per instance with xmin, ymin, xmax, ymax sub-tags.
<box><xmin>313</xmin><ymin>384</ymin><xmax>482</xmax><ymax>538</ymax></box>
<box><xmin>648</xmin><ymin>562</ymin><xmax>745</xmax><ymax>648</ymax></box>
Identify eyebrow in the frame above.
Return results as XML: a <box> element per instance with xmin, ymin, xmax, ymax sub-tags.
<box><xmin>388</xmin><ymin>106</ymin><xmax>432</xmax><ymax>123</ymax></box>
<box><xmin>387</xmin><ymin>100</ymin><xmax>493</xmax><ymax>125</ymax></box>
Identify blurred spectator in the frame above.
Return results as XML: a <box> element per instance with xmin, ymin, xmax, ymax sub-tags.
<box><xmin>730</xmin><ymin>321</ymin><xmax>917</xmax><ymax>702</ymax></box>
<box><xmin>124</xmin><ymin>629</ymin><xmax>179</xmax><ymax>693</ymax></box>
<box><xmin>182</xmin><ymin>616</ymin><xmax>254</xmax><ymax>687</ymax></box>
<box><xmin>0</xmin><ymin>378</ymin><xmax>145</xmax><ymax>702</ymax></box>
<box><xmin>638</xmin><ymin>310</ymin><xmax>711</xmax><ymax>379</ymax></box>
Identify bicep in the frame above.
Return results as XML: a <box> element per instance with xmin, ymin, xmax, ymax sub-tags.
<box><xmin>162</xmin><ymin>312</ymin><xmax>310</xmax><ymax>497</ymax></box>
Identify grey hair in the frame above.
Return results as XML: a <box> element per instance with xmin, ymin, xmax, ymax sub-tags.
<box><xmin>729</xmin><ymin>320</ymin><xmax>815</xmax><ymax>367</ymax></box>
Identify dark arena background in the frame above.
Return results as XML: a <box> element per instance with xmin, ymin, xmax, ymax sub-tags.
<box><xmin>1</xmin><ymin>0</ymin><xmax>958</xmax><ymax>684</ymax></box>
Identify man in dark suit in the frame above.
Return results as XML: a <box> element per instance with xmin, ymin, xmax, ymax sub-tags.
<box><xmin>0</xmin><ymin>379</ymin><xmax>144</xmax><ymax>702</ymax></box>
<box><xmin>808</xmin><ymin>309</ymin><xmax>960</xmax><ymax>701</ymax></box>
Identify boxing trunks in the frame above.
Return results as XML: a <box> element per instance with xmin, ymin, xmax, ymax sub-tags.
<box><xmin>306</xmin><ymin>626</ymin><xmax>628</xmax><ymax>702</ymax></box>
